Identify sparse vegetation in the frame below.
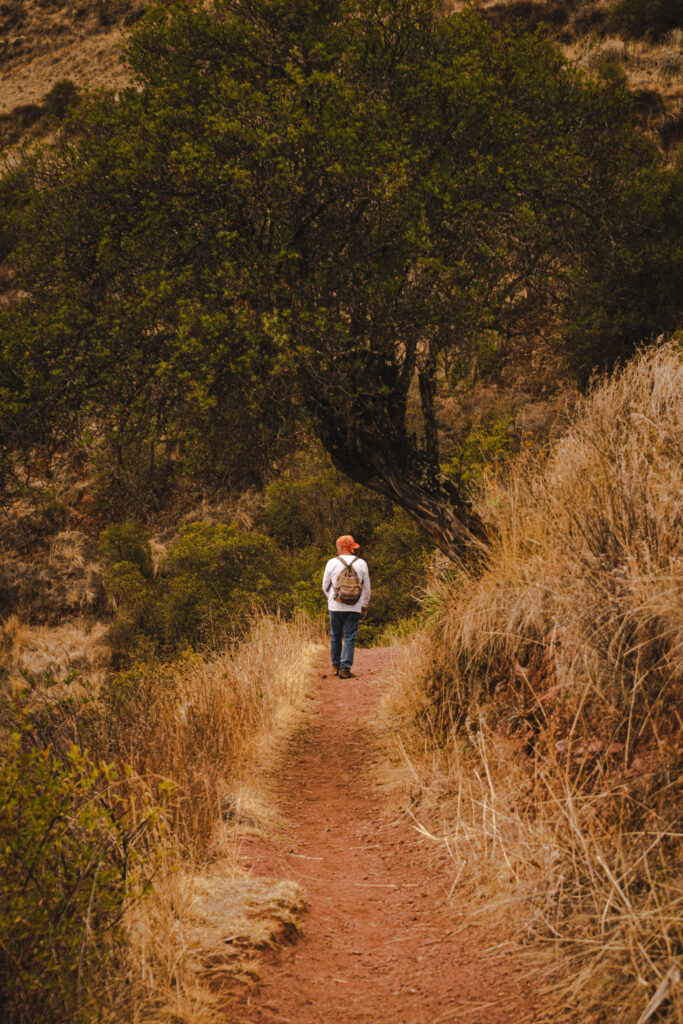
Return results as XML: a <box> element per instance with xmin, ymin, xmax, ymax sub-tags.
<box><xmin>607</xmin><ymin>0</ymin><xmax>683</xmax><ymax>41</ymax></box>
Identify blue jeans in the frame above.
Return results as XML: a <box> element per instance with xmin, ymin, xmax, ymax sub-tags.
<box><xmin>329</xmin><ymin>611</ymin><xmax>361</xmax><ymax>671</ymax></box>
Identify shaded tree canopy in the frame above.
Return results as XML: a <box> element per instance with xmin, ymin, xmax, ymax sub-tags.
<box><xmin>1</xmin><ymin>0</ymin><xmax>681</xmax><ymax>558</ymax></box>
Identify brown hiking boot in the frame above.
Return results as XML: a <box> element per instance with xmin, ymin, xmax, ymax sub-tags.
<box><xmin>338</xmin><ymin>669</ymin><xmax>356</xmax><ymax>679</ymax></box>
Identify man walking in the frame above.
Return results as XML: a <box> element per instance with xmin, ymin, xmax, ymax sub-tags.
<box><xmin>322</xmin><ymin>535</ymin><xmax>371</xmax><ymax>679</ymax></box>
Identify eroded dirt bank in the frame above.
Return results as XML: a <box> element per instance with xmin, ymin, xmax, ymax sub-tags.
<box><xmin>224</xmin><ymin>647</ymin><xmax>535</xmax><ymax>1024</ymax></box>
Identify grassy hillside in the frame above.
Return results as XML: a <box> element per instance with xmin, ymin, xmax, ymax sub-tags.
<box><xmin>379</xmin><ymin>340</ymin><xmax>683</xmax><ymax>1024</ymax></box>
<box><xmin>2</xmin><ymin>1</ymin><xmax>681</xmax><ymax>152</ymax></box>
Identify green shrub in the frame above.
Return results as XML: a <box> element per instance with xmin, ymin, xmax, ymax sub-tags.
<box><xmin>104</xmin><ymin>521</ymin><xmax>290</xmax><ymax>653</ymax></box>
<box><xmin>155</xmin><ymin>522</ymin><xmax>288</xmax><ymax>642</ymax></box>
<box><xmin>365</xmin><ymin>512</ymin><xmax>430</xmax><ymax>638</ymax></box>
<box><xmin>262</xmin><ymin>462</ymin><xmax>386</xmax><ymax>550</ymax></box>
<box><xmin>104</xmin><ymin>560</ymin><xmax>154</xmax><ymax>656</ymax></box>
<box><xmin>0</xmin><ymin>733</ymin><xmax>143</xmax><ymax>1023</ymax></box>
<box><xmin>98</xmin><ymin>520</ymin><xmax>153</xmax><ymax>577</ymax></box>
<box><xmin>607</xmin><ymin>0</ymin><xmax>683</xmax><ymax>40</ymax></box>
<box><xmin>43</xmin><ymin>79</ymin><xmax>81</xmax><ymax>122</ymax></box>
<box><xmin>99</xmin><ymin>452</ymin><xmax>436</xmax><ymax>655</ymax></box>
<box><xmin>105</xmin><ymin>560</ymin><xmax>152</xmax><ymax>609</ymax></box>
<box><xmin>284</xmin><ymin>545</ymin><xmax>331</xmax><ymax>622</ymax></box>
<box><xmin>442</xmin><ymin>415</ymin><xmax>516</xmax><ymax>490</ymax></box>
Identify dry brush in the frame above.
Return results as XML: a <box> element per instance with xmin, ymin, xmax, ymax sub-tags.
<box><xmin>1</xmin><ymin>613</ymin><xmax>320</xmax><ymax>1024</ymax></box>
<box><xmin>380</xmin><ymin>341</ymin><xmax>683</xmax><ymax>1023</ymax></box>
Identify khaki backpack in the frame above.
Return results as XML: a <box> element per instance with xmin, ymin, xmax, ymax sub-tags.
<box><xmin>333</xmin><ymin>556</ymin><xmax>363</xmax><ymax>604</ymax></box>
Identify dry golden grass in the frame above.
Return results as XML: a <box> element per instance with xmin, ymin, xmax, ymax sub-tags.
<box><xmin>117</xmin><ymin>615</ymin><xmax>320</xmax><ymax>1023</ymax></box>
<box><xmin>568</xmin><ymin>30</ymin><xmax>683</xmax><ymax>132</ymax></box>
<box><xmin>1</xmin><ymin>612</ymin><xmax>321</xmax><ymax>1023</ymax></box>
<box><xmin>126</xmin><ymin>860</ymin><xmax>307</xmax><ymax>1023</ymax></box>
<box><xmin>377</xmin><ymin>342</ymin><xmax>683</xmax><ymax>1024</ymax></box>
<box><xmin>0</xmin><ymin>613</ymin><xmax>110</xmax><ymax>686</ymax></box>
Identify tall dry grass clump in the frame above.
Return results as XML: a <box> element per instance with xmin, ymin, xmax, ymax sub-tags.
<box><xmin>1</xmin><ymin>613</ymin><xmax>319</xmax><ymax>1024</ymax></box>
<box><xmin>381</xmin><ymin>342</ymin><xmax>683</xmax><ymax>1024</ymax></box>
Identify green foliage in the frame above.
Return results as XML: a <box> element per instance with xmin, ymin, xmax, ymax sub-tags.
<box><xmin>104</xmin><ymin>561</ymin><xmax>154</xmax><ymax>656</ymax></box>
<box><xmin>364</xmin><ymin>511</ymin><xmax>429</xmax><ymax>638</ymax></box>
<box><xmin>607</xmin><ymin>0</ymin><xmax>683</xmax><ymax>40</ymax></box>
<box><xmin>104</xmin><ymin>521</ymin><xmax>288</xmax><ymax>654</ymax></box>
<box><xmin>442</xmin><ymin>416</ymin><xmax>516</xmax><ymax>490</ymax></box>
<box><xmin>99</xmin><ymin>520</ymin><xmax>153</xmax><ymax>576</ymax></box>
<box><xmin>98</xmin><ymin>451</ymin><xmax>434</xmax><ymax>653</ymax></box>
<box><xmin>43</xmin><ymin>79</ymin><xmax>81</xmax><ymax>121</ymax></box>
<box><xmin>0</xmin><ymin>733</ymin><xmax>136</xmax><ymax>1023</ymax></box>
<box><xmin>262</xmin><ymin>458</ymin><xmax>391</xmax><ymax>550</ymax></box>
<box><xmin>156</xmin><ymin>522</ymin><xmax>286</xmax><ymax>643</ymax></box>
<box><xmin>0</xmin><ymin>165</ymin><xmax>29</xmax><ymax>264</ymax></box>
<box><xmin>2</xmin><ymin>0</ymin><xmax>680</xmax><ymax>557</ymax></box>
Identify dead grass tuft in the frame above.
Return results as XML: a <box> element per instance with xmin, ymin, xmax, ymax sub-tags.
<box><xmin>378</xmin><ymin>342</ymin><xmax>683</xmax><ymax>1024</ymax></box>
<box><xmin>48</xmin><ymin>529</ymin><xmax>87</xmax><ymax>570</ymax></box>
<box><xmin>0</xmin><ymin>614</ymin><xmax>110</xmax><ymax>686</ymax></box>
<box><xmin>125</xmin><ymin>860</ymin><xmax>307</xmax><ymax>1021</ymax></box>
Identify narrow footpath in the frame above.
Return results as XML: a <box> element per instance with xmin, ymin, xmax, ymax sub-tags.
<box><xmin>224</xmin><ymin>648</ymin><xmax>536</xmax><ymax>1024</ymax></box>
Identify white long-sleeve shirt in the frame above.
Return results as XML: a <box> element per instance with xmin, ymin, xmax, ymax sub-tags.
<box><xmin>322</xmin><ymin>554</ymin><xmax>371</xmax><ymax>613</ymax></box>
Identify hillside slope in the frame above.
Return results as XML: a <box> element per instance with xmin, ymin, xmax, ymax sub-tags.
<box><xmin>379</xmin><ymin>340</ymin><xmax>683</xmax><ymax>1024</ymax></box>
<box><xmin>1</xmin><ymin>0</ymin><xmax>681</xmax><ymax>150</ymax></box>
<box><xmin>0</xmin><ymin>0</ymin><xmax>145</xmax><ymax>144</ymax></box>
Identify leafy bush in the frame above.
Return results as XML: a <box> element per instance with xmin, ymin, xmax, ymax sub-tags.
<box><xmin>0</xmin><ymin>732</ymin><xmax>147</xmax><ymax>1024</ymax></box>
<box><xmin>155</xmin><ymin>522</ymin><xmax>287</xmax><ymax>641</ymax></box>
<box><xmin>262</xmin><ymin>460</ymin><xmax>386</xmax><ymax>550</ymax></box>
<box><xmin>607</xmin><ymin>0</ymin><xmax>683</xmax><ymax>40</ymax></box>
<box><xmin>99</xmin><ymin>520</ymin><xmax>153</xmax><ymax>577</ymax></box>
<box><xmin>98</xmin><ymin>454</ymin><xmax>435</xmax><ymax>654</ymax></box>
<box><xmin>104</xmin><ymin>560</ymin><xmax>155</xmax><ymax>656</ymax></box>
<box><xmin>43</xmin><ymin>79</ymin><xmax>81</xmax><ymax>121</ymax></box>
<box><xmin>441</xmin><ymin>415</ymin><xmax>516</xmax><ymax>490</ymax></box>
<box><xmin>104</xmin><ymin>521</ymin><xmax>289</xmax><ymax>654</ymax></box>
<box><xmin>364</xmin><ymin>512</ymin><xmax>430</xmax><ymax>637</ymax></box>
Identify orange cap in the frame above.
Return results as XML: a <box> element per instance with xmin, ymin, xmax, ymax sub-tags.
<box><xmin>336</xmin><ymin>534</ymin><xmax>360</xmax><ymax>551</ymax></box>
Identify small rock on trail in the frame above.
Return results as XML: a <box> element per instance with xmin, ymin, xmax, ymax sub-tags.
<box><xmin>223</xmin><ymin>647</ymin><xmax>535</xmax><ymax>1024</ymax></box>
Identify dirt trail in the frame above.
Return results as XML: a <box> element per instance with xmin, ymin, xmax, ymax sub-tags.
<box><xmin>225</xmin><ymin>647</ymin><xmax>535</xmax><ymax>1024</ymax></box>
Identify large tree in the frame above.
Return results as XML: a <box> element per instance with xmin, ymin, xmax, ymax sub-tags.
<box><xmin>1</xmin><ymin>0</ymin><xmax>681</xmax><ymax>557</ymax></box>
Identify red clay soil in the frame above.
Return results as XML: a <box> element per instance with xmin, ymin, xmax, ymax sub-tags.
<box><xmin>224</xmin><ymin>647</ymin><xmax>536</xmax><ymax>1024</ymax></box>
